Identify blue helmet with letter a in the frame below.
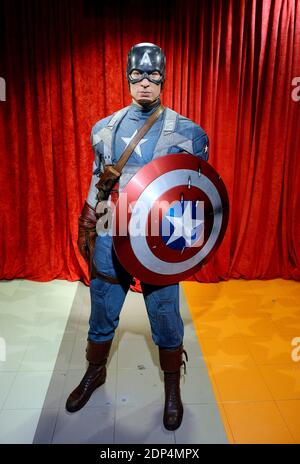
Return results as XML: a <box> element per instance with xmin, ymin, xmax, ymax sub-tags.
<box><xmin>126</xmin><ymin>42</ymin><xmax>166</xmax><ymax>85</ymax></box>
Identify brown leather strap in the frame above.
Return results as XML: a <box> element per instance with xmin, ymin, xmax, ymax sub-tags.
<box><xmin>90</xmin><ymin>105</ymin><xmax>164</xmax><ymax>282</ymax></box>
<box><xmin>114</xmin><ymin>104</ymin><xmax>165</xmax><ymax>173</ymax></box>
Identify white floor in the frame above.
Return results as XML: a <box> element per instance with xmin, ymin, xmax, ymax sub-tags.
<box><xmin>0</xmin><ymin>279</ymin><xmax>228</xmax><ymax>444</ymax></box>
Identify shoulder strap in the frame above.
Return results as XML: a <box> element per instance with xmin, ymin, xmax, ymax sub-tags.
<box><xmin>114</xmin><ymin>105</ymin><xmax>165</xmax><ymax>173</ymax></box>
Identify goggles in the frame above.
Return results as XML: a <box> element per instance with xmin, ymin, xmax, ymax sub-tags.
<box><xmin>128</xmin><ymin>70</ymin><xmax>163</xmax><ymax>85</ymax></box>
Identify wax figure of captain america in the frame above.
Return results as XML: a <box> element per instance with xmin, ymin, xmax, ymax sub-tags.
<box><xmin>66</xmin><ymin>43</ymin><xmax>209</xmax><ymax>431</ymax></box>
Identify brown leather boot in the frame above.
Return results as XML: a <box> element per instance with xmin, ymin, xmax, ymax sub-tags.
<box><xmin>65</xmin><ymin>339</ymin><xmax>113</xmax><ymax>413</ymax></box>
<box><xmin>159</xmin><ymin>344</ymin><xmax>188</xmax><ymax>431</ymax></box>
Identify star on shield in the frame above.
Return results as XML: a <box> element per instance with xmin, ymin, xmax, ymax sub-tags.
<box><xmin>163</xmin><ymin>201</ymin><xmax>205</xmax><ymax>250</ymax></box>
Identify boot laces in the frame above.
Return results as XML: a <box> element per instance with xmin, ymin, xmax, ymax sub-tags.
<box><xmin>80</xmin><ymin>365</ymin><xmax>103</xmax><ymax>391</ymax></box>
<box><xmin>166</xmin><ymin>372</ymin><xmax>180</xmax><ymax>403</ymax></box>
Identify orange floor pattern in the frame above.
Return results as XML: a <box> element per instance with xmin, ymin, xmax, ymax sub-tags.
<box><xmin>183</xmin><ymin>279</ymin><xmax>300</xmax><ymax>444</ymax></box>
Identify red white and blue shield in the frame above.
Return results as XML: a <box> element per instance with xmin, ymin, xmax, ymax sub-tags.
<box><xmin>112</xmin><ymin>153</ymin><xmax>229</xmax><ymax>285</ymax></box>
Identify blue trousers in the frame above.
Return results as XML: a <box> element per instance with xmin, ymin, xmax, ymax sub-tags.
<box><xmin>88</xmin><ymin>236</ymin><xmax>184</xmax><ymax>349</ymax></box>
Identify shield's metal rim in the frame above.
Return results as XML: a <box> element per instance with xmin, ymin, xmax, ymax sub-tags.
<box><xmin>113</xmin><ymin>154</ymin><xmax>229</xmax><ymax>285</ymax></box>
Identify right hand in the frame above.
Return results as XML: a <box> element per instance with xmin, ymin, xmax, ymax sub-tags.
<box><xmin>77</xmin><ymin>202</ymin><xmax>97</xmax><ymax>263</ymax></box>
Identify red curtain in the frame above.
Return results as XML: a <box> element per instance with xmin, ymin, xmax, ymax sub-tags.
<box><xmin>0</xmin><ymin>0</ymin><xmax>299</xmax><ymax>285</ymax></box>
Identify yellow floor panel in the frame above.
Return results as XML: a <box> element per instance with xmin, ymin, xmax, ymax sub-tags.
<box><xmin>258</xmin><ymin>364</ymin><xmax>300</xmax><ymax>400</ymax></box>
<box><xmin>275</xmin><ymin>400</ymin><xmax>300</xmax><ymax>442</ymax></box>
<box><xmin>223</xmin><ymin>401</ymin><xmax>294</xmax><ymax>444</ymax></box>
<box><xmin>210</xmin><ymin>364</ymin><xmax>274</xmax><ymax>402</ymax></box>
<box><xmin>193</xmin><ymin>310</ymin><xmax>241</xmax><ymax>339</ymax></box>
<box><xmin>199</xmin><ymin>337</ymin><xmax>255</xmax><ymax>367</ymax></box>
<box><xmin>269</xmin><ymin>312</ymin><xmax>300</xmax><ymax>336</ymax></box>
<box><xmin>231</xmin><ymin>313</ymin><xmax>279</xmax><ymax>337</ymax></box>
<box><xmin>183</xmin><ymin>279</ymin><xmax>300</xmax><ymax>444</ymax></box>
<box><xmin>244</xmin><ymin>334</ymin><xmax>298</xmax><ymax>365</ymax></box>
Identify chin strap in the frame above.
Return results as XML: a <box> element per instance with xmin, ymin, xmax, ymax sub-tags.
<box><xmin>137</xmin><ymin>98</ymin><xmax>161</xmax><ymax>109</ymax></box>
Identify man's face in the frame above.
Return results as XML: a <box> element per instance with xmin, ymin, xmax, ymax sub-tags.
<box><xmin>129</xmin><ymin>70</ymin><xmax>162</xmax><ymax>106</ymax></box>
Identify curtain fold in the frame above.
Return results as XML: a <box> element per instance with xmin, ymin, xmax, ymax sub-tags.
<box><xmin>0</xmin><ymin>0</ymin><xmax>299</xmax><ymax>285</ymax></box>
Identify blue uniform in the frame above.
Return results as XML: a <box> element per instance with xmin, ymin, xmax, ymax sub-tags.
<box><xmin>86</xmin><ymin>100</ymin><xmax>209</xmax><ymax>348</ymax></box>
